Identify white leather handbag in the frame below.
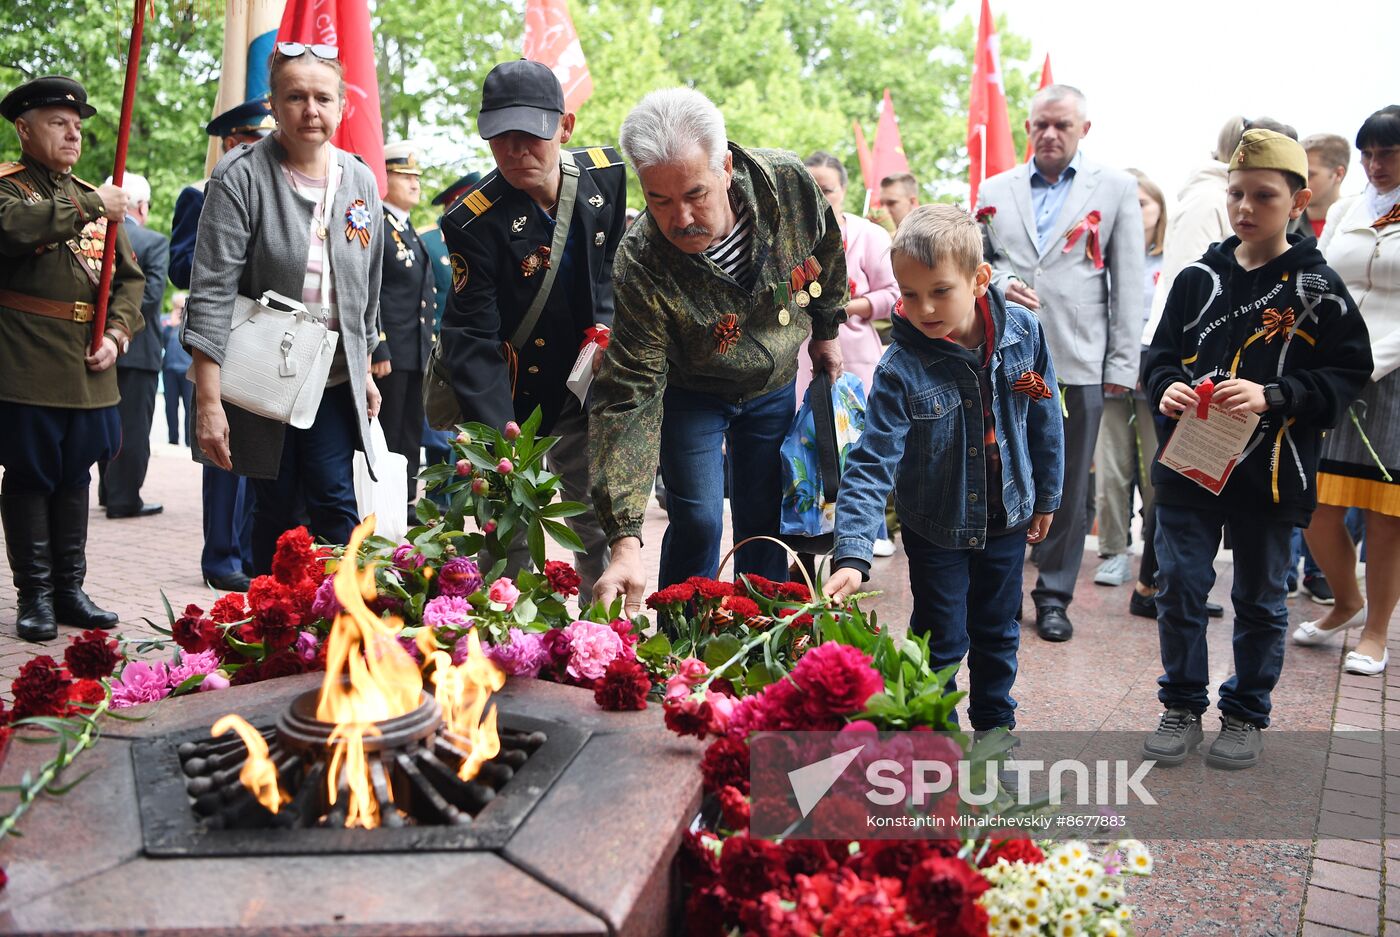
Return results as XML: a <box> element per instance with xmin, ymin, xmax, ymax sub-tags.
<box><xmin>213</xmin><ymin>158</ymin><xmax>341</xmax><ymax>430</ymax></box>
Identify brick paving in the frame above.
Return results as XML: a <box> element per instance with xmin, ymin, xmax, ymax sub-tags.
<box><xmin>2</xmin><ymin>401</ymin><xmax>1399</xmax><ymax>934</ymax></box>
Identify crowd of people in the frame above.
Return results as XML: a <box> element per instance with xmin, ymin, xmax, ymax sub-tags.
<box><xmin>1</xmin><ymin>51</ymin><xmax>1398</xmax><ymax>769</ymax></box>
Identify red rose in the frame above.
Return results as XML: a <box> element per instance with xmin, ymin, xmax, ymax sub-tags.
<box><xmin>209</xmin><ymin>593</ymin><xmax>249</xmax><ymax>624</ymax></box>
<box><xmin>687</xmin><ymin>577</ymin><xmax>736</xmax><ymax>599</ymax></box>
<box><xmin>63</xmin><ymin>629</ymin><xmax>120</xmax><ymax>679</ymax></box>
<box><xmin>905</xmin><ymin>854</ymin><xmax>990</xmax><ymax>935</ymax></box>
<box><xmin>594</xmin><ymin>658</ymin><xmax>650</xmax><ymax>711</ymax></box>
<box><xmin>719</xmin><ymin>833</ymin><xmax>790</xmax><ymax>901</ymax></box>
<box><xmin>700</xmin><ymin>735</ymin><xmax>750</xmax><ymax>795</ymax></box>
<box><xmin>271</xmin><ymin>526</ymin><xmax>316</xmax><ymax>586</ymax></box>
<box><xmin>789</xmin><ymin>642</ymin><xmax>885</xmax><ymax>723</ymax></box>
<box><xmin>717</xmin><ymin>784</ymin><xmax>750</xmax><ymax>830</ymax></box>
<box><xmin>544</xmin><ymin>560</ymin><xmax>581</xmax><ymax>597</ymax></box>
<box><xmin>172</xmin><ymin>610</ymin><xmax>220</xmax><ymax>655</ymax></box>
<box><xmin>11</xmin><ymin>656</ymin><xmax>72</xmax><ymax>720</ymax></box>
<box><xmin>66</xmin><ymin>678</ymin><xmax>107</xmax><ymax>714</ymax></box>
<box><xmin>979</xmin><ymin>836</ymin><xmax>1045</xmax><ymax>867</ymax></box>
<box><xmin>720</xmin><ymin>595</ymin><xmax>762</xmax><ymax>620</ymax></box>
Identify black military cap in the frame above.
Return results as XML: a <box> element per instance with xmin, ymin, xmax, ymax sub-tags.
<box><xmin>205</xmin><ymin>98</ymin><xmax>274</xmax><ymax>138</ymax></box>
<box><xmin>477</xmin><ymin>60</ymin><xmax>564</xmax><ymax>140</ymax></box>
<box><xmin>431</xmin><ymin>171</ymin><xmax>483</xmax><ymax>207</ymax></box>
<box><xmin>1</xmin><ymin>75</ymin><xmax>97</xmax><ymax>122</ymax></box>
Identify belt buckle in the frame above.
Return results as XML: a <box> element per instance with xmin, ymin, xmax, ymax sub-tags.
<box><xmin>72</xmin><ymin>301</ymin><xmax>93</xmax><ymax>323</ymax></box>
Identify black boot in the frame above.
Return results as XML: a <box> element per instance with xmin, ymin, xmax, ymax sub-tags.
<box><xmin>1</xmin><ymin>493</ymin><xmax>59</xmax><ymax>642</ymax></box>
<box><xmin>49</xmin><ymin>487</ymin><xmax>118</xmax><ymax>630</ymax></box>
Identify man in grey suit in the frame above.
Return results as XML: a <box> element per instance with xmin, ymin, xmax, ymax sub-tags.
<box><xmin>975</xmin><ymin>84</ymin><xmax>1144</xmax><ymax>642</ymax></box>
<box><xmin>99</xmin><ymin>172</ymin><xmax>169</xmax><ymax>519</ymax></box>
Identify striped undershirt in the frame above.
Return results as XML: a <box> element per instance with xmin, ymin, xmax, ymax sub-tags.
<box><xmin>704</xmin><ymin>198</ymin><xmax>755</xmax><ymax>290</ymax></box>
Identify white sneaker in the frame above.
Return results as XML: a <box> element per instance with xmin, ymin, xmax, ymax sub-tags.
<box><xmin>1093</xmin><ymin>553</ymin><xmax>1132</xmax><ymax>586</ymax></box>
<box><xmin>1344</xmin><ymin>649</ymin><xmax>1388</xmax><ymax>676</ymax></box>
<box><xmin>872</xmin><ymin>538</ymin><xmax>896</xmax><ymax>557</ymax></box>
<box><xmin>1291</xmin><ymin>606</ymin><xmax>1366</xmax><ymax>646</ymax></box>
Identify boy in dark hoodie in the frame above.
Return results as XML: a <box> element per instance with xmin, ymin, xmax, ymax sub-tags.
<box><xmin>825</xmin><ymin>205</ymin><xmax>1064</xmax><ymax>732</ymax></box>
<box><xmin>1143</xmin><ymin>129</ymin><xmax>1371</xmax><ymax>769</ymax></box>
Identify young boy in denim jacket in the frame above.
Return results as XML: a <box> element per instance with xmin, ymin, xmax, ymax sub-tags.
<box><xmin>1143</xmin><ymin>130</ymin><xmax>1371</xmax><ymax>769</ymax></box>
<box><xmin>825</xmin><ymin>204</ymin><xmax>1065</xmax><ymax>732</ymax></box>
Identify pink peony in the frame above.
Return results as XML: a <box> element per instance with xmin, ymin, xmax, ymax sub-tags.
<box><xmin>199</xmin><ymin>672</ymin><xmax>231</xmax><ymax>692</ymax></box>
<box><xmin>111</xmin><ymin>661</ymin><xmax>172</xmax><ymax>708</ymax></box>
<box><xmin>438</xmin><ymin>557</ymin><xmax>483</xmax><ymax>598</ymax></box>
<box><xmin>561</xmin><ymin>620</ymin><xmax>625</xmax><ymax>681</ymax></box>
<box><xmin>167</xmin><ymin>650</ymin><xmax>221</xmax><ymax>687</ymax></box>
<box><xmin>487</xmin><ymin>577</ymin><xmax>520</xmax><ymax>611</ymax></box>
<box><xmin>455</xmin><ymin>459</ymin><xmax>470</xmax><ymax>476</ymax></box>
<box><xmin>486</xmin><ymin>628</ymin><xmax>550</xmax><ymax>677</ymax></box>
<box><xmin>496</xmin><ymin>458</ymin><xmax>514</xmax><ymax>474</ymax></box>
<box><xmin>310</xmin><ymin>576</ymin><xmax>341</xmax><ymax>621</ymax></box>
<box><xmin>504</xmin><ymin>421</ymin><xmax>521</xmax><ymax>440</ymax></box>
<box><xmin>293</xmin><ymin>631</ymin><xmax>320</xmax><ymax>663</ymax></box>
<box><xmin>392</xmin><ymin>544</ymin><xmax>426</xmax><ymax>570</ymax></box>
<box><xmin>423</xmin><ymin>595</ymin><xmax>474</xmax><ymax>631</ymax></box>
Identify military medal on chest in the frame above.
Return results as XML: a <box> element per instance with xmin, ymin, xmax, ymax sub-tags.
<box><xmin>387</xmin><ymin>214</ymin><xmax>414</xmax><ymax>267</ymax></box>
<box><xmin>68</xmin><ymin>216</ymin><xmax>107</xmax><ymax>281</ymax></box>
<box><xmin>521</xmin><ymin>245</ymin><xmax>551</xmax><ymax>277</ymax></box>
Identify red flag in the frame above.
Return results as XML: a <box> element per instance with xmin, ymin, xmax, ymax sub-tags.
<box><xmin>278</xmin><ymin>0</ymin><xmax>386</xmax><ymax>196</ymax></box>
<box><xmin>1024</xmin><ymin>54</ymin><xmax>1054</xmax><ymax>162</ymax></box>
<box><xmin>524</xmin><ymin>0</ymin><xmax>594</xmax><ymax>114</ymax></box>
<box><xmin>871</xmin><ymin>89</ymin><xmax>910</xmax><ymax>184</ymax></box>
<box><xmin>966</xmin><ymin>0</ymin><xmax>1014</xmax><ymax>208</ymax></box>
<box><xmin>853</xmin><ymin>119</ymin><xmax>874</xmax><ymax>194</ymax></box>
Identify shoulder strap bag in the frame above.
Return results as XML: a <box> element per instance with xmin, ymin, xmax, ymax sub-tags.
<box><xmin>423</xmin><ymin>153</ymin><xmax>581</xmax><ymax>430</ymax></box>
<box><xmin>215</xmin><ymin>156</ymin><xmax>340</xmax><ymax>429</ymax></box>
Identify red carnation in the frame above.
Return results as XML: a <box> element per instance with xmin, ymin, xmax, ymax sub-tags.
<box><xmin>664</xmin><ymin>697</ymin><xmax>715</xmax><ymax>739</ymax></box>
<box><xmin>259</xmin><ymin>650</ymin><xmax>307</xmax><ymax>680</ymax></box>
<box><xmin>721</xmin><ymin>595</ymin><xmax>762</xmax><ymax>620</ymax></box>
<box><xmin>645</xmin><ymin>583</ymin><xmax>696</xmax><ymax>609</ymax></box>
<box><xmin>700</xmin><ymin>735</ymin><xmax>750</xmax><ymax>795</ymax></box>
<box><xmin>228</xmin><ymin>660</ymin><xmax>263</xmax><ymax>686</ymax></box>
<box><xmin>789</xmin><ymin>642</ymin><xmax>885</xmax><ymax>723</ymax></box>
<box><xmin>717</xmin><ymin>784</ymin><xmax>750</xmax><ymax>830</ymax></box>
<box><xmin>63</xmin><ymin>629</ymin><xmax>120</xmax><ymax>679</ymax></box>
<box><xmin>66</xmin><ymin>678</ymin><xmax>106</xmax><ymax>714</ymax></box>
<box><xmin>777</xmin><ymin>581</ymin><xmax>812</xmax><ymax>602</ymax></box>
<box><xmin>688</xmin><ymin>577</ymin><xmax>736</xmax><ymax>600</ymax></box>
<box><xmin>173</xmin><ymin>607</ymin><xmax>221</xmax><ymax>655</ymax></box>
<box><xmin>976</xmin><ymin>206</ymin><xmax>997</xmax><ymax>223</ymax></box>
<box><xmin>685</xmin><ymin>883</ymin><xmax>733</xmax><ymax>937</ymax></box>
<box><xmin>788</xmin><ymin>613</ymin><xmax>815</xmax><ymax>631</ymax></box>
<box><xmin>270</xmin><ymin>526</ymin><xmax>316</xmax><ymax>586</ymax></box>
<box><xmin>979</xmin><ymin>836</ymin><xmax>1045</xmax><ymax>867</ymax></box>
<box><xmin>11</xmin><ymin>656</ymin><xmax>72</xmax><ymax>720</ymax></box>
<box><xmin>905</xmin><ymin>854</ymin><xmax>990</xmax><ymax>934</ymax></box>
<box><xmin>719</xmin><ymin>833</ymin><xmax>791</xmax><ymax>901</ymax></box>
<box><xmin>209</xmin><ymin>593</ymin><xmax>249</xmax><ymax>624</ymax></box>
<box><xmin>544</xmin><ymin>560</ymin><xmax>581</xmax><ymax>597</ymax></box>
<box><xmin>740</xmin><ymin>574</ymin><xmax>781</xmax><ymax>598</ymax></box>
<box><xmin>594</xmin><ymin>658</ymin><xmax>651</xmax><ymax>711</ymax></box>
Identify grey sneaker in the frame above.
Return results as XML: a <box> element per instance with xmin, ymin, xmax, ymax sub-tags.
<box><xmin>1204</xmin><ymin>715</ymin><xmax>1262</xmax><ymax>770</ymax></box>
<box><xmin>1142</xmin><ymin>708</ymin><xmax>1204</xmax><ymax>765</ymax></box>
<box><xmin>1094</xmin><ymin>553</ymin><xmax>1132</xmax><ymax>586</ymax></box>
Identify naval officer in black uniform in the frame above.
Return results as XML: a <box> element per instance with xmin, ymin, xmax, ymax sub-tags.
<box><xmin>439</xmin><ymin>60</ymin><xmax>627</xmax><ymax>595</ymax></box>
<box><xmin>373</xmin><ymin>141</ymin><xmax>436</xmax><ymax>517</ymax></box>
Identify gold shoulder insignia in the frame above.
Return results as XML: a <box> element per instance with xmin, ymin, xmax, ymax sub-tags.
<box><xmin>573</xmin><ymin>145</ymin><xmax>625</xmax><ymax>171</ymax></box>
<box><xmin>0</xmin><ymin>161</ymin><xmax>25</xmax><ymax>179</ymax></box>
<box><xmin>72</xmin><ymin>174</ymin><xmax>97</xmax><ymax>191</ymax></box>
<box><xmin>444</xmin><ymin>171</ymin><xmax>503</xmax><ymax>226</ymax></box>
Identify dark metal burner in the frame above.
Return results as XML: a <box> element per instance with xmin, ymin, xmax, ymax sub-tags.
<box><xmin>133</xmin><ymin>688</ymin><xmax>589</xmax><ymax>857</ymax></box>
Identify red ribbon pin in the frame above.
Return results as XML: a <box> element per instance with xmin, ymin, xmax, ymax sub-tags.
<box><xmin>1063</xmin><ymin>210</ymin><xmax>1104</xmax><ymax>270</ymax></box>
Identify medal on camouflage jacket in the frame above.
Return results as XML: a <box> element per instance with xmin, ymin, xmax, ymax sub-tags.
<box><xmin>344</xmin><ymin>199</ymin><xmax>373</xmax><ymax>246</ymax></box>
<box><xmin>521</xmin><ymin>245</ymin><xmax>551</xmax><ymax>277</ymax></box>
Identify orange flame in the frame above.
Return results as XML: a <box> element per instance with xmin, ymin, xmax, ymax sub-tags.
<box><xmin>427</xmin><ymin>630</ymin><xmax>505</xmax><ymax>781</ymax></box>
<box><xmin>211</xmin><ymin>714</ymin><xmax>287</xmax><ymax>813</ymax></box>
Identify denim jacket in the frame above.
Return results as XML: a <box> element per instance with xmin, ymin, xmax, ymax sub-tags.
<box><xmin>833</xmin><ymin>287</ymin><xmax>1065</xmax><ymax>564</ymax></box>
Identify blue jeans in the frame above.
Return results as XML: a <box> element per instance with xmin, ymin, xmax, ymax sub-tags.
<box><xmin>905</xmin><ymin>525</ymin><xmax>1023</xmax><ymax>730</ymax></box>
<box><xmin>421</xmin><ymin>418</ymin><xmax>455</xmax><ymax>510</ymax></box>
<box><xmin>1288</xmin><ymin>528</ymin><xmax>1321</xmax><ymax>587</ymax></box>
<box><xmin>250</xmin><ymin>383</ymin><xmax>360</xmax><ymax>574</ymax></box>
<box><xmin>1154</xmin><ymin>504</ymin><xmax>1294</xmax><ymax>727</ymax></box>
<box><xmin>658</xmin><ymin>382</ymin><xmax>794</xmax><ymax>587</ymax></box>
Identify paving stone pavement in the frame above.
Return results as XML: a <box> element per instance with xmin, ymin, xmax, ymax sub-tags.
<box><xmin>0</xmin><ymin>402</ymin><xmax>1397</xmax><ymax>935</ymax></box>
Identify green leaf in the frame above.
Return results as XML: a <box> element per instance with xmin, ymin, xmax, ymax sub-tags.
<box><xmin>527</xmin><ymin>520</ymin><xmax>546</xmax><ymax>570</ymax></box>
<box><xmin>636</xmin><ymin>632</ymin><xmax>673</xmax><ymax>664</ymax></box>
<box><xmin>415</xmin><ymin>497</ymin><xmax>442</xmax><ymax>523</ymax></box>
<box><xmin>541</xmin><ymin>518</ymin><xmax>584</xmax><ymax>552</ymax></box>
<box><xmin>702</xmin><ymin>634</ymin><xmax>744</xmax><ymax>673</ymax></box>
<box><xmin>540</xmin><ymin>500</ymin><xmax>587</xmax><ymax>519</ymax></box>
<box><xmin>512</xmin><ymin>597</ymin><xmax>537</xmax><ymax>625</ymax></box>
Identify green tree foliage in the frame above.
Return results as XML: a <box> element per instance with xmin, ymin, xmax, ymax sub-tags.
<box><xmin>0</xmin><ymin>0</ymin><xmax>1037</xmax><ymax>233</ymax></box>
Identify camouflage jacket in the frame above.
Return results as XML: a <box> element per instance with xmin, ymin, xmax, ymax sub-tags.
<box><xmin>0</xmin><ymin>155</ymin><xmax>144</xmax><ymax>408</ymax></box>
<box><xmin>589</xmin><ymin>143</ymin><xmax>847</xmax><ymax>543</ymax></box>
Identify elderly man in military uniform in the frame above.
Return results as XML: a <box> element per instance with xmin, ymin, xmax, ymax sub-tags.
<box><xmin>439</xmin><ymin>60</ymin><xmax>626</xmax><ymax>596</ymax></box>
<box><xmin>590</xmin><ymin>87</ymin><xmax>846</xmax><ymax>615</ymax></box>
<box><xmin>0</xmin><ymin>76</ymin><xmax>145</xmax><ymax>642</ymax></box>
<box><xmin>168</xmin><ymin>98</ymin><xmax>274</xmax><ymax>593</ymax></box>
<box><xmin>372</xmin><ymin>141</ymin><xmax>437</xmax><ymax>518</ymax></box>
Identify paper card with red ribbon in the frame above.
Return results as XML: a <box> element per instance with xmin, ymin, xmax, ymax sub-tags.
<box><xmin>1159</xmin><ymin>402</ymin><xmax>1259</xmax><ymax>495</ymax></box>
<box><xmin>1063</xmin><ymin>209</ymin><xmax>1104</xmax><ymax>270</ymax></box>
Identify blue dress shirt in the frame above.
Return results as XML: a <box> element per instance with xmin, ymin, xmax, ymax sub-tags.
<box><xmin>1029</xmin><ymin>150</ymin><xmax>1082</xmax><ymax>254</ymax></box>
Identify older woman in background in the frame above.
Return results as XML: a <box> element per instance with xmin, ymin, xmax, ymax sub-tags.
<box><xmin>1295</xmin><ymin>105</ymin><xmax>1400</xmax><ymax>675</ymax></box>
<box><xmin>798</xmin><ymin>150</ymin><xmax>900</xmax><ymax>554</ymax></box>
<box><xmin>183</xmin><ymin>43</ymin><xmax>384</xmax><ymax>574</ymax></box>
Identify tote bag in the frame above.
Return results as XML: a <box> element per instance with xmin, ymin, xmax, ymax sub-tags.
<box><xmin>778</xmin><ymin>372</ymin><xmax>867</xmax><ymax>553</ymax></box>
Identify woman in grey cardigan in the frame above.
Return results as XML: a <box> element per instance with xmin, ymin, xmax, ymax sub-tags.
<box><xmin>184</xmin><ymin>46</ymin><xmax>384</xmax><ymax>573</ymax></box>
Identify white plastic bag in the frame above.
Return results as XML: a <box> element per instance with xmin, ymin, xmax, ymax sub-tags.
<box><xmin>354</xmin><ymin>418</ymin><xmax>408</xmax><ymax>543</ymax></box>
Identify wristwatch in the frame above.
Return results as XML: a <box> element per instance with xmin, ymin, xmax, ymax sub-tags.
<box><xmin>1263</xmin><ymin>383</ymin><xmax>1287</xmax><ymax>411</ymax></box>
<box><xmin>105</xmin><ymin>329</ymin><xmax>129</xmax><ymax>355</ymax></box>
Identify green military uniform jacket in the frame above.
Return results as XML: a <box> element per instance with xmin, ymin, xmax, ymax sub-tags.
<box><xmin>589</xmin><ymin>143</ymin><xmax>847</xmax><ymax>543</ymax></box>
<box><xmin>0</xmin><ymin>154</ymin><xmax>144</xmax><ymax>408</ymax></box>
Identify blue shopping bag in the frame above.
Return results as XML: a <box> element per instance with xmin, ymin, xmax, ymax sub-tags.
<box><xmin>779</xmin><ymin>372</ymin><xmax>867</xmax><ymax>552</ymax></box>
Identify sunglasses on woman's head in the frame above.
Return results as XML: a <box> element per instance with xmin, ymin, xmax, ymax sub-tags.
<box><xmin>276</xmin><ymin>41</ymin><xmax>339</xmax><ymax>60</ymax></box>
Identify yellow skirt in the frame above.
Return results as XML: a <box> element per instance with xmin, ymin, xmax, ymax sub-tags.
<box><xmin>1317</xmin><ymin>471</ymin><xmax>1400</xmax><ymax>517</ymax></box>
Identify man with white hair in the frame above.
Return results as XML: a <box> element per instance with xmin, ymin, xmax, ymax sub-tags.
<box><xmin>975</xmin><ymin>84</ymin><xmax>1144</xmax><ymax>643</ymax></box>
<box><xmin>589</xmin><ymin>87</ymin><xmax>847</xmax><ymax>614</ymax></box>
<box><xmin>99</xmin><ymin>171</ymin><xmax>169</xmax><ymax>519</ymax></box>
